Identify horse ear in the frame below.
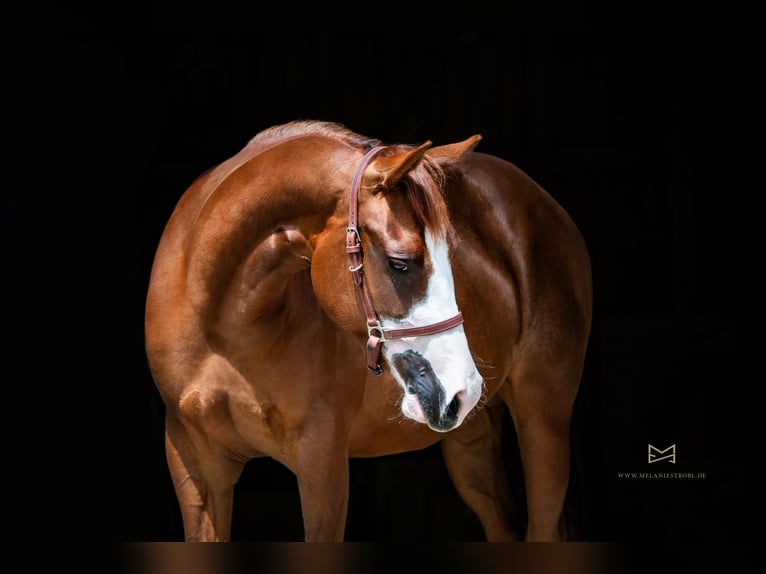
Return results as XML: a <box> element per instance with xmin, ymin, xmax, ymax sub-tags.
<box><xmin>367</xmin><ymin>141</ymin><xmax>433</xmax><ymax>190</ymax></box>
<box><xmin>426</xmin><ymin>135</ymin><xmax>482</xmax><ymax>165</ymax></box>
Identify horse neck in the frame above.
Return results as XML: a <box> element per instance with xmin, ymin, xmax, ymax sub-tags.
<box><xmin>187</xmin><ymin>161</ymin><xmax>332</xmax><ymax>269</ymax></box>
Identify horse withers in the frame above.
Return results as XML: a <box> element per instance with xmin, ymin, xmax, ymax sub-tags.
<box><xmin>145</xmin><ymin>120</ymin><xmax>592</xmax><ymax>541</ymax></box>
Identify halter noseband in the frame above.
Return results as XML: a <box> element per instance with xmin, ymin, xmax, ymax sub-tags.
<box><xmin>345</xmin><ymin>146</ymin><xmax>465</xmax><ymax>375</ymax></box>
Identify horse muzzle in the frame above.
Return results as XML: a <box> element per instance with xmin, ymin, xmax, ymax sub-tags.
<box><xmin>390</xmin><ymin>349</ymin><xmax>481</xmax><ymax>432</ymax></box>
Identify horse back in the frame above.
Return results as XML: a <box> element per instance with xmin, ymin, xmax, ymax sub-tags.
<box><xmin>446</xmin><ymin>152</ymin><xmax>592</xmax><ymax>377</ymax></box>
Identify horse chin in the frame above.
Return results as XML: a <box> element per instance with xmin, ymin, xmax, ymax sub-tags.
<box><xmin>401</xmin><ymin>392</ymin><xmax>430</xmax><ymax>425</ymax></box>
<box><xmin>400</xmin><ymin>388</ymin><xmax>464</xmax><ymax>433</ymax></box>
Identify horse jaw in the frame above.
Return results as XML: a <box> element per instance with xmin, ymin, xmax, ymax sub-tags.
<box><xmin>380</xmin><ymin>231</ymin><xmax>484</xmax><ymax>432</ymax></box>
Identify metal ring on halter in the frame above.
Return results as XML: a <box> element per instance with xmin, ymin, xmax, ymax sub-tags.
<box><xmin>367</xmin><ymin>322</ymin><xmax>387</xmax><ymax>342</ymax></box>
<box><xmin>348</xmin><ymin>262</ymin><xmax>363</xmax><ymax>272</ymax></box>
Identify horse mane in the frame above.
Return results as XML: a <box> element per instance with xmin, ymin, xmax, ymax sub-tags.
<box><xmin>379</xmin><ymin>145</ymin><xmax>450</xmax><ymax>241</ymax></box>
<box><xmin>250</xmin><ymin>120</ymin><xmax>451</xmax><ymax>239</ymax></box>
<box><xmin>249</xmin><ymin>119</ymin><xmax>380</xmax><ymax>150</ymax></box>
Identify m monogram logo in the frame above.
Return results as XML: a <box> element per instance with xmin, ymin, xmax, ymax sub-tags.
<box><xmin>648</xmin><ymin>444</ymin><xmax>676</xmax><ymax>464</ymax></box>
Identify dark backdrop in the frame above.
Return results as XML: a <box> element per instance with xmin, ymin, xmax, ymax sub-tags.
<box><xmin>9</xmin><ymin>2</ymin><xmax>761</xmax><ymax>545</ymax></box>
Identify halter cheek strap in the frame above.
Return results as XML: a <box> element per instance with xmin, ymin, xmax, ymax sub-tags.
<box><xmin>346</xmin><ymin>146</ymin><xmax>465</xmax><ymax>375</ymax></box>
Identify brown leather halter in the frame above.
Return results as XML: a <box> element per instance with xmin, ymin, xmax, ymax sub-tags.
<box><xmin>345</xmin><ymin>146</ymin><xmax>465</xmax><ymax>375</ymax></box>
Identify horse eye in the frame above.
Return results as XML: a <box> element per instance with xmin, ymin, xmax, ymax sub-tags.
<box><xmin>387</xmin><ymin>258</ymin><xmax>409</xmax><ymax>273</ymax></box>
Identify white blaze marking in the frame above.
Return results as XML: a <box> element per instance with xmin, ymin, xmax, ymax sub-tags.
<box><xmin>380</xmin><ymin>231</ymin><xmax>484</xmax><ymax>429</ymax></box>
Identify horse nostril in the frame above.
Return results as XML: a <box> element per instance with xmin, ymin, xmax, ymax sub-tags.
<box><xmin>446</xmin><ymin>394</ymin><xmax>460</xmax><ymax>418</ymax></box>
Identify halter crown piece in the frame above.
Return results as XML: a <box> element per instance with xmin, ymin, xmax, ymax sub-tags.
<box><xmin>345</xmin><ymin>146</ymin><xmax>465</xmax><ymax>375</ymax></box>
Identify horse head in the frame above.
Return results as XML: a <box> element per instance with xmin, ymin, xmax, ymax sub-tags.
<box><xmin>312</xmin><ymin>134</ymin><xmax>484</xmax><ymax>432</ymax></box>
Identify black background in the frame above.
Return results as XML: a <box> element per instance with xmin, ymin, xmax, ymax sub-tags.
<box><xmin>8</xmin><ymin>1</ymin><xmax>762</xmax><ymax>545</ymax></box>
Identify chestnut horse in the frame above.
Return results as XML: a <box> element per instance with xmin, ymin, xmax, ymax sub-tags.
<box><xmin>145</xmin><ymin>120</ymin><xmax>592</xmax><ymax>541</ymax></box>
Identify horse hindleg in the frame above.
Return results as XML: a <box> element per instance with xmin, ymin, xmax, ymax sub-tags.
<box><xmin>440</xmin><ymin>395</ymin><xmax>521</xmax><ymax>541</ymax></box>
<box><xmin>499</xmin><ymin>366</ymin><xmax>579</xmax><ymax>542</ymax></box>
<box><xmin>164</xmin><ymin>415</ymin><xmax>244</xmax><ymax>542</ymax></box>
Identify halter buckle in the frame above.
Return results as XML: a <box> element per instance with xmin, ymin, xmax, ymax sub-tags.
<box><xmin>346</xmin><ymin>226</ymin><xmax>361</xmax><ymax>245</ymax></box>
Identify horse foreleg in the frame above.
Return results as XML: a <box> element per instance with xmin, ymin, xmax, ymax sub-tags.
<box><xmin>165</xmin><ymin>416</ymin><xmax>244</xmax><ymax>542</ymax></box>
<box><xmin>290</xmin><ymin>428</ymin><xmax>350</xmax><ymax>542</ymax></box>
<box><xmin>440</xmin><ymin>396</ymin><xmax>521</xmax><ymax>541</ymax></box>
<box><xmin>499</xmin><ymin>369</ymin><xmax>578</xmax><ymax>542</ymax></box>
